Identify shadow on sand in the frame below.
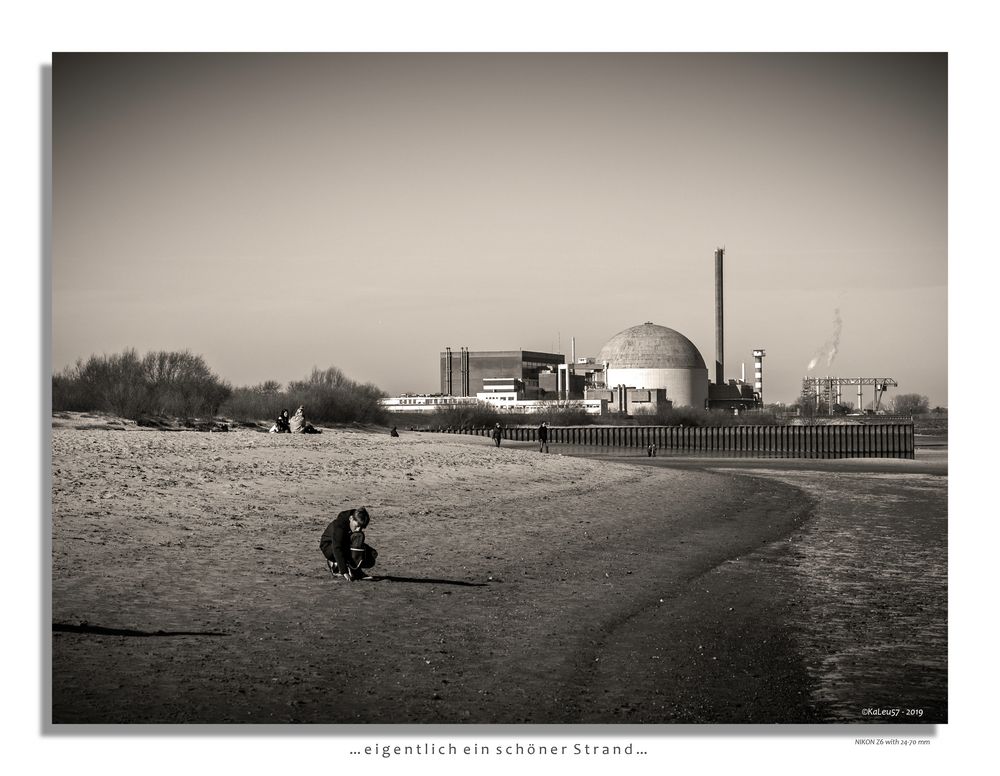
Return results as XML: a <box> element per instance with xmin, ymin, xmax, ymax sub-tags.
<box><xmin>53</xmin><ymin>622</ymin><xmax>228</xmax><ymax>638</ymax></box>
<box><xmin>373</xmin><ymin>575</ymin><xmax>487</xmax><ymax>587</ymax></box>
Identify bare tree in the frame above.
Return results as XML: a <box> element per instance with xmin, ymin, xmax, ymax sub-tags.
<box><xmin>891</xmin><ymin>393</ymin><xmax>930</xmax><ymax>415</ymax></box>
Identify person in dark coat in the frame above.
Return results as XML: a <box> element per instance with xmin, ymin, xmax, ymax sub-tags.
<box><xmin>319</xmin><ymin>506</ymin><xmax>378</xmax><ymax>581</ymax></box>
<box><xmin>538</xmin><ymin>421</ymin><xmax>549</xmax><ymax>453</ymax></box>
<box><xmin>275</xmin><ymin>409</ymin><xmax>291</xmax><ymax>433</ymax></box>
<box><xmin>390</xmin><ymin>426</ymin><xmax>399</xmax><ymax>437</ymax></box>
<box><xmin>491</xmin><ymin>423</ymin><xmax>503</xmax><ymax>448</ymax></box>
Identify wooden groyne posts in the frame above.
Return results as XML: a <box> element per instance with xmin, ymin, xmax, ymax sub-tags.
<box><xmin>441</xmin><ymin>423</ymin><xmax>915</xmax><ymax>459</ymax></box>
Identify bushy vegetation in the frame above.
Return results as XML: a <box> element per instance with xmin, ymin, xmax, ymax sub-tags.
<box><xmin>891</xmin><ymin>393</ymin><xmax>931</xmax><ymax>415</ymax></box>
<box><xmin>430</xmin><ymin>403</ymin><xmax>507</xmax><ymax>429</ymax></box>
<box><xmin>52</xmin><ymin>349</ymin><xmax>232</xmax><ymax>419</ymax></box>
<box><xmin>423</xmin><ymin>401</ymin><xmax>593</xmax><ymax>430</ymax></box>
<box><xmin>630</xmin><ymin>405</ymin><xmax>782</xmax><ymax>427</ymax></box>
<box><xmin>282</xmin><ymin>367</ymin><xmax>387</xmax><ymax>425</ymax></box>
<box><xmin>913</xmin><ymin>410</ymin><xmax>947</xmax><ymax>436</ymax></box>
<box><xmin>394</xmin><ymin>402</ymin><xmax>782</xmax><ymax>430</ymax></box>
<box><xmin>218</xmin><ymin>367</ymin><xmax>389</xmax><ymax>425</ymax></box>
<box><xmin>531</xmin><ymin>404</ymin><xmax>593</xmax><ymax>426</ymax></box>
<box><xmin>52</xmin><ymin>351</ymin><xmax>388</xmax><ymax>426</ymax></box>
<box><xmin>218</xmin><ymin>381</ymin><xmax>287</xmax><ymax>424</ymax></box>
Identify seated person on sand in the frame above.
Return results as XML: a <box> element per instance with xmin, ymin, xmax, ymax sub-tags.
<box><xmin>290</xmin><ymin>405</ymin><xmax>320</xmax><ymax>434</ymax></box>
<box><xmin>390</xmin><ymin>426</ymin><xmax>399</xmax><ymax>437</ymax></box>
<box><xmin>270</xmin><ymin>409</ymin><xmax>291</xmax><ymax>434</ymax></box>
<box><xmin>319</xmin><ymin>506</ymin><xmax>378</xmax><ymax>582</ymax></box>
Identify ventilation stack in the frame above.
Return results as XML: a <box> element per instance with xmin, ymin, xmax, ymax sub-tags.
<box><xmin>753</xmin><ymin>349</ymin><xmax>766</xmax><ymax>405</ymax></box>
<box><xmin>714</xmin><ymin>247</ymin><xmax>725</xmax><ymax>386</ymax></box>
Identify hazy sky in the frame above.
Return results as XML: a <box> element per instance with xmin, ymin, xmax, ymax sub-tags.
<box><xmin>52</xmin><ymin>53</ymin><xmax>947</xmax><ymax>406</ymax></box>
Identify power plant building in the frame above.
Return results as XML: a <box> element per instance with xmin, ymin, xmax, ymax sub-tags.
<box><xmin>588</xmin><ymin>322</ymin><xmax>709</xmax><ymax>413</ymax></box>
<box><xmin>440</xmin><ymin>348</ymin><xmax>571</xmax><ymax>400</ymax></box>
<box><xmin>380</xmin><ymin>248</ymin><xmax>764</xmax><ymax>417</ymax></box>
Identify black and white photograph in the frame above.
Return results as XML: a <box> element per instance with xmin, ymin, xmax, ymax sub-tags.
<box><xmin>9</xmin><ymin>3</ymin><xmax>993</xmax><ymax>772</ymax></box>
<box><xmin>48</xmin><ymin>50</ymin><xmax>948</xmax><ymax>727</ymax></box>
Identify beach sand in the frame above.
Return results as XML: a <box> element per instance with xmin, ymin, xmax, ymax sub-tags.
<box><xmin>49</xmin><ymin>415</ymin><xmax>944</xmax><ymax>724</ymax></box>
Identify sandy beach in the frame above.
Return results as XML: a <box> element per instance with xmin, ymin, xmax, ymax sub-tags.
<box><xmin>49</xmin><ymin>415</ymin><xmax>946</xmax><ymax>724</ymax></box>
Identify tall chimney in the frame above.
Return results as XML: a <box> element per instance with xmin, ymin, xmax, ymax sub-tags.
<box><xmin>445</xmin><ymin>347</ymin><xmax>453</xmax><ymax>395</ymax></box>
<box><xmin>461</xmin><ymin>347</ymin><xmax>470</xmax><ymax>397</ymax></box>
<box><xmin>714</xmin><ymin>247</ymin><xmax>725</xmax><ymax>386</ymax></box>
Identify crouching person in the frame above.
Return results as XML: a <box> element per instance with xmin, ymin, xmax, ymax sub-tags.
<box><xmin>320</xmin><ymin>506</ymin><xmax>378</xmax><ymax>581</ymax></box>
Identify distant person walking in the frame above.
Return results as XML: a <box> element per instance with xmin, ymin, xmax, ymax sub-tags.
<box><xmin>492</xmin><ymin>422</ymin><xmax>503</xmax><ymax>448</ymax></box>
<box><xmin>538</xmin><ymin>421</ymin><xmax>549</xmax><ymax>453</ymax></box>
<box><xmin>319</xmin><ymin>506</ymin><xmax>378</xmax><ymax>582</ymax></box>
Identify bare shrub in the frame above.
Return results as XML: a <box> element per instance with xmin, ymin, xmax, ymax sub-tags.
<box><xmin>52</xmin><ymin>349</ymin><xmax>151</xmax><ymax>419</ymax></box>
<box><xmin>631</xmin><ymin>405</ymin><xmax>781</xmax><ymax>427</ymax></box>
<box><xmin>533</xmin><ymin>403</ymin><xmax>592</xmax><ymax>426</ymax></box>
<box><xmin>891</xmin><ymin>393</ymin><xmax>930</xmax><ymax>416</ymax></box>
<box><xmin>285</xmin><ymin>366</ymin><xmax>388</xmax><ymax>425</ymax></box>
<box><xmin>52</xmin><ymin>348</ymin><xmax>231</xmax><ymax>419</ymax></box>
<box><xmin>141</xmin><ymin>350</ymin><xmax>232</xmax><ymax>416</ymax></box>
<box><xmin>218</xmin><ymin>382</ymin><xmax>288</xmax><ymax>424</ymax></box>
<box><xmin>432</xmin><ymin>402</ymin><xmax>504</xmax><ymax>429</ymax></box>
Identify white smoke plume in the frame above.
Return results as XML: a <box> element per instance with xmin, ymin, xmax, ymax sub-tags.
<box><xmin>806</xmin><ymin>308</ymin><xmax>843</xmax><ymax>371</ymax></box>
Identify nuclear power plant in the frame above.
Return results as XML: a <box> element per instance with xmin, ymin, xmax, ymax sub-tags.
<box><xmin>380</xmin><ymin>247</ymin><xmax>777</xmax><ymax>416</ymax></box>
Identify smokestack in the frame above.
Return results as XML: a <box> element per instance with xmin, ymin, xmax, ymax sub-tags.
<box><xmin>714</xmin><ymin>247</ymin><xmax>725</xmax><ymax>386</ymax></box>
<box><xmin>445</xmin><ymin>347</ymin><xmax>453</xmax><ymax>395</ymax></box>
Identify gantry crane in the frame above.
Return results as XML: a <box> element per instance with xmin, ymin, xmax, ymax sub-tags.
<box><xmin>800</xmin><ymin>377</ymin><xmax>898</xmax><ymax>415</ymax></box>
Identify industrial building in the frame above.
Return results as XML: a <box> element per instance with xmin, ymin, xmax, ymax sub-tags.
<box><xmin>585</xmin><ymin>248</ymin><xmax>761</xmax><ymax>414</ymax></box>
<box><xmin>379</xmin><ymin>394</ymin><xmax>606</xmax><ymax>415</ymax></box>
<box><xmin>586</xmin><ymin>321</ymin><xmax>708</xmax><ymax>414</ymax></box>
<box><xmin>382</xmin><ymin>247</ymin><xmax>766</xmax><ymax>417</ymax></box>
<box><xmin>439</xmin><ymin>348</ymin><xmax>578</xmax><ymax>400</ymax></box>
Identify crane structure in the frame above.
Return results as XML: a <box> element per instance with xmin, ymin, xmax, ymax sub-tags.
<box><xmin>800</xmin><ymin>377</ymin><xmax>898</xmax><ymax>415</ymax></box>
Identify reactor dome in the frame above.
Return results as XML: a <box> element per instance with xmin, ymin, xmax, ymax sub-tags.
<box><xmin>597</xmin><ymin>322</ymin><xmax>707</xmax><ymax>370</ymax></box>
<box><xmin>597</xmin><ymin>322</ymin><xmax>709</xmax><ymax>408</ymax></box>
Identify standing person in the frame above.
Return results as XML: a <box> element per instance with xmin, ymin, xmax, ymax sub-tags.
<box><xmin>492</xmin><ymin>422</ymin><xmax>503</xmax><ymax>448</ymax></box>
<box><xmin>319</xmin><ymin>506</ymin><xmax>378</xmax><ymax>581</ymax></box>
<box><xmin>538</xmin><ymin>421</ymin><xmax>549</xmax><ymax>453</ymax></box>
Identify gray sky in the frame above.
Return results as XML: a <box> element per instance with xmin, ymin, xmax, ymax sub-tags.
<box><xmin>52</xmin><ymin>53</ymin><xmax>947</xmax><ymax>406</ymax></box>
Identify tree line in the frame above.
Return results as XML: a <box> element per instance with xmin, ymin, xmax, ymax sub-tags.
<box><xmin>52</xmin><ymin>349</ymin><xmax>387</xmax><ymax>425</ymax></box>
